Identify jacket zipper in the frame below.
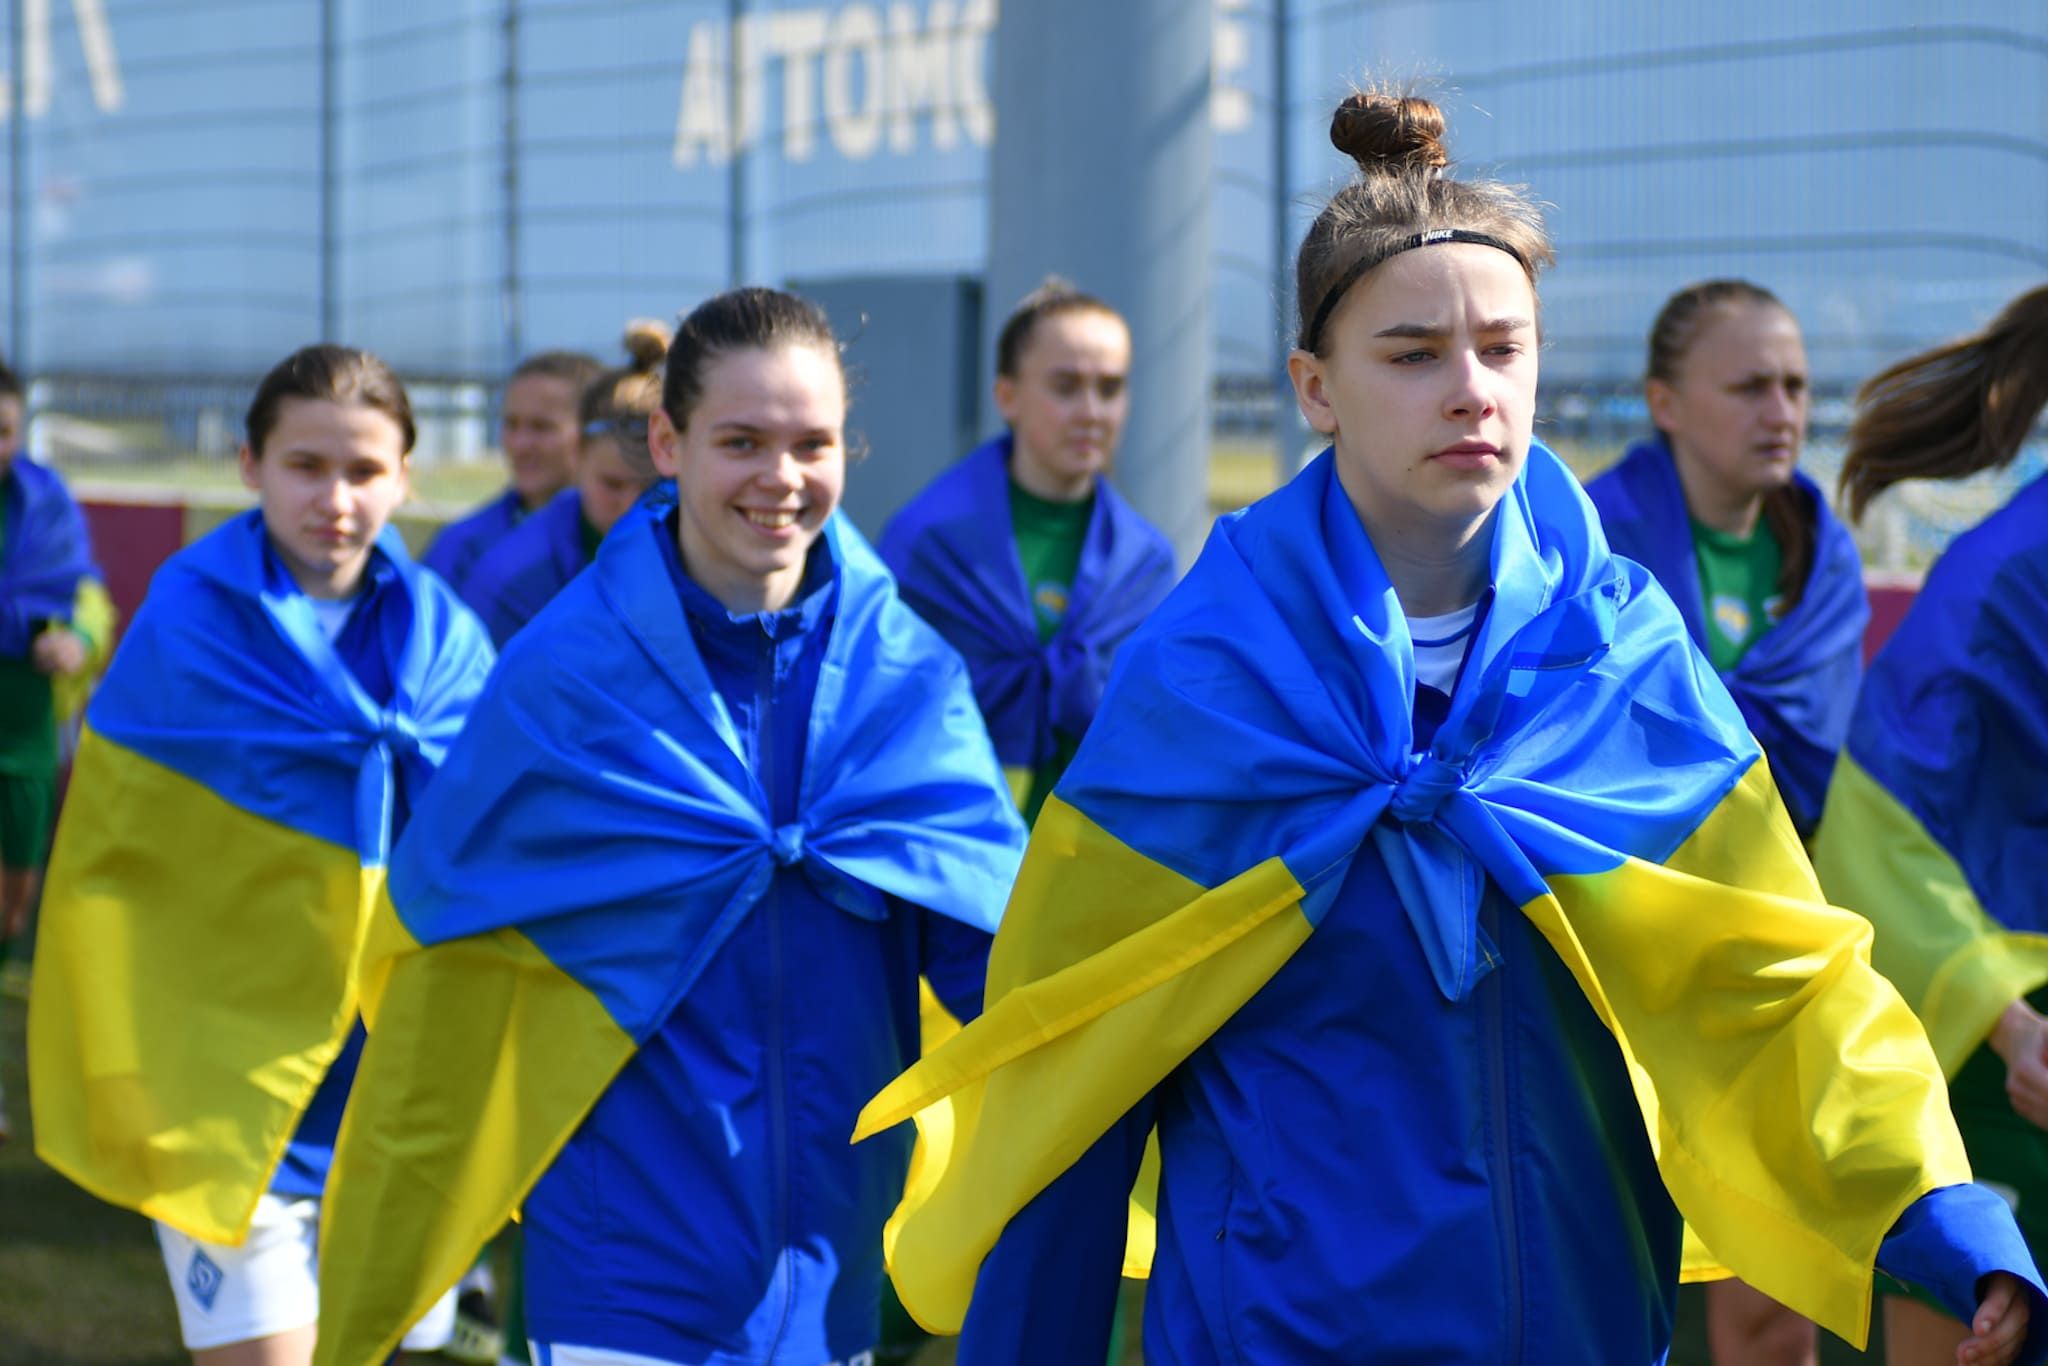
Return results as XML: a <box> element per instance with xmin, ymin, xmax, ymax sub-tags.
<box><xmin>762</xmin><ymin>622</ymin><xmax>795</xmax><ymax>1350</ymax></box>
<box><xmin>1479</xmin><ymin>897</ymin><xmax>1525</xmax><ymax>1361</ymax></box>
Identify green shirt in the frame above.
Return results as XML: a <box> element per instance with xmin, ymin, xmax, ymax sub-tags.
<box><xmin>1692</xmin><ymin>514</ymin><xmax>1784</xmax><ymax>673</ymax></box>
<box><xmin>1008</xmin><ymin>481</ymin><xmax>1094</xmax><ymax>825</ymax></box>
<box><xmin>0</xmin><ymin>512</ymin><xmax>57</xmax><ymax>775</ymax></box>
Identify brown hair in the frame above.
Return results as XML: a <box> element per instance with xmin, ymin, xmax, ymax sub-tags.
<box><xmin>582</xmin><ymin>319</ymin><xmax>672</xmax><ymax>480</ymax></box>
<box><xmin>1295</xmin><ymin>90</ymin><xmax>1554</xmax><ymax>355</ymax></box>
<box><xmin>661</xmin><ymin>286</ymin><xmax>845</xmax><ymax>432</ymax></box>
<box><xmin>511</xmin><ymin>347</ymin><xmax>605</xmax><ymax>400</ymax></box>
<box><xmin>1645</xmin><ymin>279</ymin><xmax>1814</xmax><ymax>610</ymax></box>
<box><xmin>245</xmin><ymin>344</ymin><xmax>415</xmax><ymax>457</ymax></box>
<box><xmin>1838</xmin><ymin>283</ymin><xmax>2048</xmax><ymax>523</ymax></box>
<box><xmin>995</xmin><ymin>276</ymin><xmax>1124</xmax><ymax>378</ymax></box>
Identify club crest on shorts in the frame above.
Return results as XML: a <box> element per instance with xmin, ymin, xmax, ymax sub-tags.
<box><xmin>187</xmin><ymin>1247</ymin><xmax>224</xmax><ymax>1311</ymax></box>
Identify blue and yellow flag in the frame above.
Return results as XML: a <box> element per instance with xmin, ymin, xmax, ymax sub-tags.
<box><xmin>857</xmin><ymin>445</ymin><xmax>1967</xmax><ymax>1349</ymax></box>
<box><xmin>1587</xmin><ymin>436</ymin><xmax>1868</xmax><ymax>834</ymax></box>
<box><xmin>1812</xmin><ymin>472</ymin><xmax>2048</xmax><ymax>1075</ymax></box>
<box><xmin>313</xmin><ymin>506</ymin><xmax>1025</xmax><ymax>1366</ymax></box>
<box><xmin>879</xmin><ymin>435</ymin><xmax>1177</xmax><ymax>797</ymax></box>
<box><xmin>28</xmin><ymin>510</ymin><xmax>494</xmax><ymax>1243</ymax></box>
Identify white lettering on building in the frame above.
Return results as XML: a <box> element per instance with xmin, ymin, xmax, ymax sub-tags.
<box><xmin>673</xmin><ymin>0</ymin><xmax>997</xmax><ymax>167</ymax></box>
<box><xmin>0</xmin><ymin>0</ymin><xmax>124</xmax><ymax>120</ymax></box>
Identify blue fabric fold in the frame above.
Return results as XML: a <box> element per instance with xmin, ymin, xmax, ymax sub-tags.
<box><xmin>1586</xmin><ymin>436</ymin><xmax>1867</xmax><ymax>834</ymax></box>
<box><xmin>878</xmin><ymin>434</ymin><xmax>1177</xmax><ymax>768</ymax></box>
<box><xmin>90</xmin><ymin>509</ymin><xmax>496</xmax><ymax>864</ymax></box>
<box><xmin>459</xmin><ymin>487</ymin><xmax>589</xmax><ymax>646</ymax></box>
<box><xmin>1059</xmin><ymin>443</ymin><xmax>1758</xmax><ymax>1002</ymax></box>
<box><xmin>421</xmin><ymin>488</ymin><xmax>524</xmax><ymax>596</ymax></box>
<box><xmin>0</xmin><ymin>456</ymin><xmax>99</xmax><ymax>656</ymax></box>
<box><xmin>388</xmin><ymin>504</ymin><xmax>1027</xmax><ymax>1042</ymax></box>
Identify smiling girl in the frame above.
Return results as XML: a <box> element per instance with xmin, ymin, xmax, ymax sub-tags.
<box><xmin>29</xmin><ymin>345</ymin><xmax>494</xmax><ymax>1365</ymax></box>
<box><xmin>311</xmin><ymin>289</ymin><xmax>1026</xmax><ymax>1366</ymax></box>
<box><xmin>854</xmin><ymin>92</ymin><xmax>2045</xmax><ymax>1366</ymax></box>
<box><xmin>461</xmin><ymin>321</ymin><xmax>668</xmax><ymax>644</ymax></box>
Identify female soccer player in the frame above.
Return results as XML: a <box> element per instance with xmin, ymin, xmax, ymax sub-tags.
<box><xmin>1588</xmin><ymin>280</ymin><xmax>1867</xmax><ymax>840</ymax></box>
<box><xmin>423</xmin><ymin>347</ymin><xmax>604</xmax><ymax>595</ymax></box>
<box><xmin>0</xmin><ymin>356</ymin><xmax>111</xmax><ymax>1143</ymax></box>
<box><xmin>857</xmin><ymin>93</ymin><xmax>2045</xmax><ymax>1366</ymax></box>
<box><xmin>1812</xmin><ymin>284</ymin><xmax>2048</xmax><ymax>1366</ymax></box>
<box><xmin>312</xmin><ymin>288</ymin><xmax>1027</xmax><ymax>1366</ymax></box>
<box><xmin>880</xmin><ymin>279</ymin><xmax>1176</xmax><ymax>826</ymax></box>
<box><xmin>461</xmin><ymin>321</ymin><xmax>668</xmax><ymax>644</ymax></box>
<box><xmin>29</xmin><ymin>344</ymin><xmax>494</xmax><ymax>1365</ymax></box>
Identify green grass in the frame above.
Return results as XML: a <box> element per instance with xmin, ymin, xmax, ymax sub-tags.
<box><xmin>0</xmin><ymin>967</ymin><xmax>186</xmax><ymax>1365</ymax></box>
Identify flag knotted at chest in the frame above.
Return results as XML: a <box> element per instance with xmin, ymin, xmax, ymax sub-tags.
<box><xmin>28</xmin><ymin>511</ymin><xmax>494</xmax><ymax>1244</ymax></box>
<box><xmin>879</xmin><ymin>434</ymin><xmax>1177</xmax><ymax>770</ymax></box>
<box><xmin>859</xmin><ymin>444</ymin><xmax>1967</xmax><ymax>1349</ymax></box>
<box><xmin>312</xmin><ymin>506</ymin><xmax>1025</xmax><ymax>1366</ymax></box>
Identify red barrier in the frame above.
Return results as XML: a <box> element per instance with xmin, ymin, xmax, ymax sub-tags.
<box><xmin>1864</xmin><ymin>579</ymin><xmax>1922</xmax><ymax>664</ymax></box>
<box><xmin>81</xmin><ymin>500</ymin><xmax>186</xmax><ymax>627</ymax></box>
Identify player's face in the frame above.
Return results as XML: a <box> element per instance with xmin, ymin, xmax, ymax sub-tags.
<box><xmin>995</xmin><ymin>309</ymin><xmax>1131</xmax><ymax>501</ymax></box>
<box><xmin>649</xmin><ymin>343</ymin><xmax>847</xmax><ymax>615</ymax></box>
<box><xmin>1648</xmin><ymin>301</ymin><xmax>1809</xmax><ymax>508</ymax></box>
<box><xmin>240</xmin><ymin>398</ymin><xmax>410</xmax><ymax>599</ymax></box>
<box><xmin>575</xmin><ymin>434</ymin><xmax>652</xmax><ymax>538</ymax></box>
<box><xmin>0</xmin><ymin>396</ymin><xmax>22</xmax><ymax>481</ymax></box>
<box><xmin>1289</xmin><ymin>243</ymin><xmax>1538</xmax><ymax>543</ymax></box>
<box><xmin>501</xmin><ymin>373</ymin><xmax>582</xmax><ymax>511</ymax></box>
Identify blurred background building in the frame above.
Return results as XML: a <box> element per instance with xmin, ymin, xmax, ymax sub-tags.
<box><xmin>5</xmin><ymin>0</ymin><xmax>2045</xmax><ymax>564</ymax></box>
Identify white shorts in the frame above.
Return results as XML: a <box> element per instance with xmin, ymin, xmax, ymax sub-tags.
<box><xmin>531</xmin><ymin>1345</ymin><xmax>876</xmax><ymax>1366</ymax></box>
<box><xmin>155</xmin><ymin>1193</ymin><xmax>458</xmax><ymax>1352</ymax></box>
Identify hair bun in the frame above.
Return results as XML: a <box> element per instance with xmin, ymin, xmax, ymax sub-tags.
<box><xmin>621</xmin><ymin>318</ymin><xmax>672</xmax><ymax>373</ymax></box>
<box><xmin>1330</xmin><ymin>91</ymin><xmax>1448</xmax><ymax>174</ymax></box>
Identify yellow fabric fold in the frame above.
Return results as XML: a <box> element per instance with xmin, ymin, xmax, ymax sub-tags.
<box><xmin>28</xmin><ymin>729</ymin><xmax>370</xmax><ymax>1244</ymax></box>
<box><xmin>1534</xmin><ymin>760</ymin><xmax>1969</xmax><ymax>1348</ymax></box>
<box><xmin>312</xmin><ymin>889</ymin><xmax>637</xmax><ymax>1366</ymax></box>
<box><xmin>855</xmin><ymin>795</ymin><xmax>1312</xmax><ymax>1333</ymax></box>
<box><xmin>1812</xmin><ymin>753</ymin><xmax>2048</xmax><ymax>1076</ymax></box>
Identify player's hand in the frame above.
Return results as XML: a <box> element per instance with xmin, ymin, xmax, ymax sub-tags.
<box><xmin>1958</xmin><ymin>1271</ymin><xmax>2031</xmax><ymax>1365</ymax></box>
<box><xmin>1990</xmin><ymin>1001</ymin><xmax>2048</xmax><ymax>1130</ymax></box>
<box><xmin>30</xmin><ymin>626</ymin><xmax>87</xmax><ymax>677</ymax></box>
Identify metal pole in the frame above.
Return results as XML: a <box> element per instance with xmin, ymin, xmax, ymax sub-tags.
<box><xmin>984</xmin><ymin>0</ymin><xmax>1215</xmax><ymax>564</ymax></box>
<box><xmin>1272</xmin><ymin>0</ymin><xmax>1301</xmax><ymax>483</ymax></box>
<box><xmin>726</xmin><ymin>0</ymin><xmax>746</xmax><ymax>286</ymax></box>
<box><xmin>10</xmin><ymin>0</ymin><xmax>27</xmax><ymax>371</ymax></box>
<box><xmin>501</xmin><ymin>0</ymin><xmax>521</xmax><ymax>366</ymax></box>
<box><xmin>318</xmin><ymin>0</ymin><xmax>337</xmax><ymax>340</ymax></box>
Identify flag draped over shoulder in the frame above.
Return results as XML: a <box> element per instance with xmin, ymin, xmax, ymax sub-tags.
<box><xmin>879</xmin><ymin>435</ymin><xmax>1177</xmax><ymax>777</ymax></box>
<box><xmin>0</xmin><ymin>456</ymin><xmax>100</xmax><ymax>654</ymax></box>
<box><xmin>28</xmin><ymin>511</ymin><xmax>494</xmax><ymax>1243</ymax></box>
<box><xmin>1586</xmin><ymin>437</ymin><xmax>1868</xmax><ymax>834</ymax></box>
<box><xmin>857</xmin><ymin>444</ymin><xmax>1966</xmax><ymax>1348</ymax></box>
<box><xmin>1812</xmin><ymin>474</ymin><xmax>2048</xmax><ymax>1076</ymax></box>
<box><xmin>314</xmin><ymin>506</ymin><xmax>1025</xmax><ymax>1366</ymax></box>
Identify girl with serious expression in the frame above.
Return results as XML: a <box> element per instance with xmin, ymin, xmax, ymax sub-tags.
<box><xmin>1647</xmin><ymin>300</ymin><xmax>1810</xmax><ymax>539</ymax></box>
<box><xmin>1287</xmin><ymin>241</ymin><xmax>1539</xmax><ymax>617</ymax></box>
<box><xmin>238</xmin><ymin>397</ymin><xmax>411</xmax><ymax>600</ymax></box>
<box><xmin>996</xmin><ymin>308</ymin><xmax>1131</xmax><ymax>503</ymax></box>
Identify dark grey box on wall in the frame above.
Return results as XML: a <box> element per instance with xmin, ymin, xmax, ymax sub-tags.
<box><xmin>793</xmin><ymin>275</ymin><xmax>985</xmax><ymax>545</ymax></box>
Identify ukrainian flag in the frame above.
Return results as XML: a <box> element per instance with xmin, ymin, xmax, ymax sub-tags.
<box><xmin>1811</xmin><ymin>480</ymin><xmax>2048</xmax><ymax>1076</ymax></box>
<box><xmin>313</xmin><ymin>507</ymin><xmax>1025</xmax><ymax>1366</ymax></box>
<box><xmin>857</xmin><ymin>445</ymin><xmax>1967</xmax><ymax>1349</ymax></box>
<box><xmin>28</xmin><ymin>512</ymin><xmax>494</xmax><ymax>1243</ymax></box>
